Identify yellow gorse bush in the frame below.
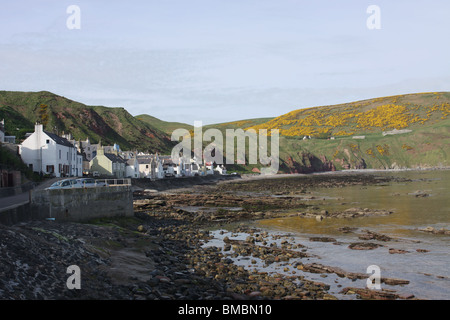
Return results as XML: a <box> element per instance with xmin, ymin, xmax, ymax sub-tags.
<box><xmin>249</xmin><ymin>97</ymin><xmax>450</xmax><ymax>137</ymax></box>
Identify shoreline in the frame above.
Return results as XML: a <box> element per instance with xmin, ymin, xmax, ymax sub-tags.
<box><xmin>240</xmin><ymin>166</ymin><xmax>450</xmax><ymax>179</ymax></box>
<box><xmin>1</xmin><ymin>170</ymin><xmax>446</xmax><ymax>300</ymax></box>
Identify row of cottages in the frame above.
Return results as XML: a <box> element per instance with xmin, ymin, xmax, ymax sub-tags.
<box><xmin>89</xmin><ymin>150</ymin><xmax>221</xmax><ymax>179</ymax></box>
<box><xmin>18</xmin><ymin>124</ymin><xmax>227</xmax><ymax>179</ymax></box>
<box><xmin>19</xmin><ymin>124</ymin><xmax>83</xmax><ymax>177</ymax></box>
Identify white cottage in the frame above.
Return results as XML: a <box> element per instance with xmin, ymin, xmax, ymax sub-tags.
<box><xmin>124</xmin><ymin>153</ymin><xmax>140</xmax><ymax>179</ymax></box>
<box><xmin>137</xmin><ymin>154</ymin><xmax>164</xmax><ymax>179</ymax></box>
<box><xmin>20</xmin><ymin>124</ymin><xmax>83</xmax><ymax>177</ymax></box>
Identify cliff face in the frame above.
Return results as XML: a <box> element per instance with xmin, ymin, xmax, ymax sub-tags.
<box><xmin>283</xmin><ymin>153</ymin><xmax>336</xmax><ymax>174</ymax></box>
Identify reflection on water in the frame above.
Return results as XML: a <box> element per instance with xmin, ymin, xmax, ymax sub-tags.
<box><xmin>256</xmin><ymin>170</ymin><xmax>450</xmax><ymax>299</ymax></box>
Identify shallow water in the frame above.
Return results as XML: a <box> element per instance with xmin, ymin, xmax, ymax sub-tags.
<box><xmin>205</xmin><ymin>170</ymin><xmax>450</xmax><ymax>299</ymax></box>
<box><xmin>256</xmin><ymin>170</ymin><xmax>450</xmax><ymax>299</ymax></box>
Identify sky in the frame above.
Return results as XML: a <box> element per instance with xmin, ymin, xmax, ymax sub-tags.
<box><xmin>0</xmin><ymin>0</ymin><xmax>449</xmax><ymax>125</ymax></box>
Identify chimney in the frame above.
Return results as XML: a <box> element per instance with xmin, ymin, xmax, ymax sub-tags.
<box><xmin>35</xmin><ymin>122</ymin><xmax>43</xmax><ymax>133</ymax></box>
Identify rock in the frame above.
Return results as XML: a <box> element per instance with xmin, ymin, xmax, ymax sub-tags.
<box><xmin>422</xmin><ymin>226</ymin><xmax>434</xmax><ymax>232</ymax></box>
<box><xmin>382</xmin><ymin>278</ymin><xmax>409</xmax><ymax>285</ymax></box>
<box><xmin>358</xmin><ymin>230</ymin><xmax>392</xmax><ymax>241</ymax></box>
<box><xmin>418</xmin><ymin>226</ymin><xmax>450</xmax><ymax>235</ymax></box>
<box><xmin>309</xmin><ymin>237</ymin><xmax>337</xmax><ymax>242</ymax></box>
<box><xmin>315</xmin><ymin>215</ymin><xmax>324</xmax><ymax>222</ymax></box>
<box><xmin>248</xmin><ymin>291</ymin><xmax>262</xmax><ymax>297</ymax></box>
<box><xmin>245</xmin><ymin>236</ymin><xmax>255</xmax><ymax>244</ymax></box>
<box><xmin>340</xmin><ymin>287</ymin><xmax>400</xmax><ymax>300</ymax></box>
<box><xmin>410</xmin><ymin>191</ymin><xmax>429</xmax><ymax>197</ymax></box>
<box><xmin>389</xmin><ymin>248</ymin><xmax>409</xmax><ymax>254</ymax></box>
<box><xmin>348</xmin><ymin>242</ymin><xmax>383</xmax><ymax>250</ymax></box>
<box><xmin>338</xmin><ymin>226</ymin><xmax>357</xmax><ymax>233</ymax></box>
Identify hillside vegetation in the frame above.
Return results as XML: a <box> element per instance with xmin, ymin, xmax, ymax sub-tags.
<box><xmin>0</xmin><ymin>91</ymin><xmax>175</xmax><ymax>154</ymax></box>
<box><xmin>135</xmin><ymin>114</ymin><xmax>194</xmax><ymax>135</ymax></box>
<box><xmin>250</xmin><ymin>92</ymin><xmax>450</xmax><ymax>137</ymax></box>
<box><xmin>249</xmin><ymin>92</ymin><xmax>450</xmax><ymax>172</ymax></box>
<box><xmin>1</xmin><ymin>90</ymin><xmax>449</xmax><ymax>173</ymax></box>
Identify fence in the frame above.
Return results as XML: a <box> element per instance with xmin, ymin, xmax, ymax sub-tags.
<box><xmin>97</xmin><ymin>178</ymin><xmax>131</xmax><ymax>186</ymax></box>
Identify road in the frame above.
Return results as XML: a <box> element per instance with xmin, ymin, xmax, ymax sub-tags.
<box><xmin>0</xmin><ymin>178</ymin><xmax>60</xmax><ymax>212</ymax></box>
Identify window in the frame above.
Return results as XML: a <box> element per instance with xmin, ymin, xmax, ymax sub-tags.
<box><xmin>59</xmin><ymin>150</ymin><xmax>61</xmax><ymax>159</ymax></box>
<box><xmin>46</xmin><ymin>165</ymin><xmax>54</xmax><ymax>173</ymax></box>
<box><xmin>46</xmin><ymin>139</ymin><xmax>50</xmax><ymax>144</ymax></box>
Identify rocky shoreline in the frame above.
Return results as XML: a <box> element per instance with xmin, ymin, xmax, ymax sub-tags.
<box><xmin>0</xmin><ymin>172</ymin><xmax>434</xmax><ymax>300</ymax></box>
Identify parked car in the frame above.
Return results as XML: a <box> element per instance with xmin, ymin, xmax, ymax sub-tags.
<box><xmin>92</xmin><ymin>171</ymin><xmax>100</xmax><ymax>177</ymax></box>
<box><xmin>77</xmin><ymin>178</ymin><xmax>108</xmax><ymax>188</ymax></box>
<box><xmin>46</xmin><ymin>178</ymin><xmax>83</xmax><ymax>190</ymax></box>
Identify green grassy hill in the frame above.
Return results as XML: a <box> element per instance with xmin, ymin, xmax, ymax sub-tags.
<box><xmin>0</xmin><ymin>91</ymin><xmax>175</xmax><ymax>154</ymax></box>
<box><xmin>130</xmin><ymin>92</ymin><xmax>450</xmax><ymax>172</ymax></box>
<box><xmin>2</xmin><ymin>90</ymin><xmax>449</xmax><ymax>173</ymax></box>
<box><xmin>135</xmin><ymin>114</ymin><xmax>194</xmax><ymax>135</ymax></box>
<box><xmin>250</xmin><ymin>92</ymin><xmax>450</xmax><ymax>172</ymax></box>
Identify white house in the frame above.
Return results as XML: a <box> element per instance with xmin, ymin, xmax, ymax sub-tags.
<box><xmin>20</xmin><ymin>123</ymin><xmax>83</xmax><ymax>177</ymax></box>
<box><xmin>137</xmin><ymin>154</ymin><xmax>164</xmax><ymax>179</ymax></box>
<box><xmin>174</xmin><ymin>157</ymin><xmax>192</xmax><ymax>177</ymax></box>
<box><xmin>77</xmin><ymin>136</ymin><xmax>98</xmax><ymax>162</ymax></box>
<box><xmin>124</xmin><ymin>153</ymin><xmax>140</xmax><ymax>179</ymax></box>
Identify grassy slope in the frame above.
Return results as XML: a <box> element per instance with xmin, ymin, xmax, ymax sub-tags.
<box><xmin>0</xmin><ymin>91</ymin><xmax>174</xmax><ymax>154</ymax></box>
<box><xmin>264</xmin><ymin>92</ymin><xmax>450</xmax><ymax>171</ymax></box>
<box><xmin>2</xmin><ymin>90</ymin><xmax>449</xmax><ymax>172</ymax></box>
<box><xmin>250</xmin><ymin>92</ymin><xmax>450</xmax><ymax>135</ymax></box>
<box><xmin>135</xmin><ymin>114</ymin><xmax>193</xmax><ymax>135</ymax></box>
<box><xmin>132</xmin><ymin>93</ymin><xmax>450</xmax><ymax>171</ymax></box>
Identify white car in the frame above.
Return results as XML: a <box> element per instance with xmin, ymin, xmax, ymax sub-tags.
<box><xmin>47</xmin><ymin>178</ymin><xmax>83</xmax><ymax>190</ymax></box>
<box><xmin>77</xmin><ymin>178</ymin><xmax>108</xmax><ymax>188</ymax></box>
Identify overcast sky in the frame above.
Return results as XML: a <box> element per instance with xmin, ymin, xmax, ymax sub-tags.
<box><xmin>0</xmin><ymin>0</ymin><xmax>449</xmax><ymax>125</ymax></box>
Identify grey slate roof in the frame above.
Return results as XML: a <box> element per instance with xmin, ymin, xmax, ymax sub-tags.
<box><xmin>104</xmin><ymin>153</ymin><xmax>127</xmax><ymax>164</ymax></box>
<box><xmin>44</xmin><ymin>131</ymin><xmax>75</xmax><ymax>148</ymax></box>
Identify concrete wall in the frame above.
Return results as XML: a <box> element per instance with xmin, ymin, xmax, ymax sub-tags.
<box><xmin>0</xmin><ymin>186</ymin><xmax>133</xmax><ymax>225</ymax></box>
<box><xmin>30</xmin><ymin>186</ymin><xmax>133</xmax><ymax>222</ymax></box>
<box><xmin>0</xmin><ymin>202</ymin><xmax>33</xmax><ymax>225</ymax></box>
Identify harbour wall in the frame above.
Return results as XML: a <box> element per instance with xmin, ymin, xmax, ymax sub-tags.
<box><xmin>0</xmin><ymin>186</ymin><xmax>133</xmax><ymax>225</ymax></box>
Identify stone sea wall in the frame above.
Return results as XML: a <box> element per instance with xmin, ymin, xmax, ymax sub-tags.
<box><xmin>0</xmin><ymin>186</ymin><xmax>133</xmax><ymax>225</ymax></box>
